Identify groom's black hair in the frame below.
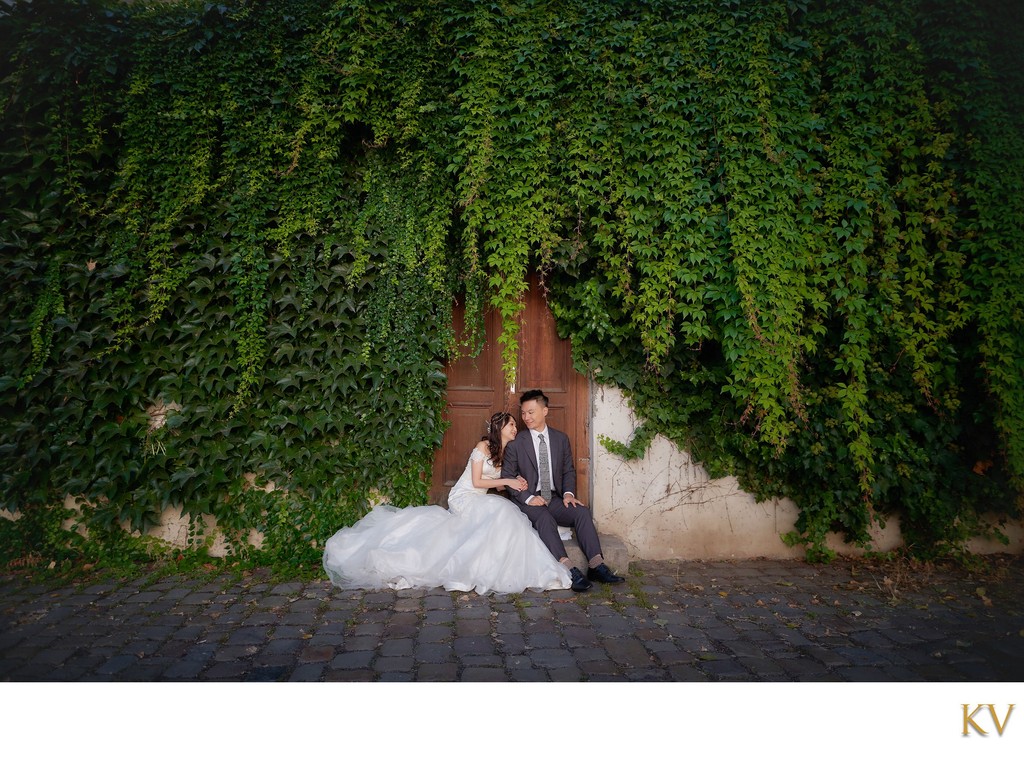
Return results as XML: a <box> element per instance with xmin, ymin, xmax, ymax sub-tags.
<box><xmin>519</xmin><ymin>388</ymin><xmax>548</xmax><ymax>406</ymax></box>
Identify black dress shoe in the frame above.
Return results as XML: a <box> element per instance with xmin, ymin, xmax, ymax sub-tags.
<box><xmin>587</xmin><ymin>564</ymin><xmax>625</xmax><ymax>584</ymax></box>
<box><xmin>569</xmin><ymin>567</ymin><xmax>592</xmax><ymax>592</ymax></box>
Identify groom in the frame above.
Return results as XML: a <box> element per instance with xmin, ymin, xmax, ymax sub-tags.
<box><xmin>501</xmin><ymin>389</ymin><xmax>625</xmax><ymax>592</ymax></box>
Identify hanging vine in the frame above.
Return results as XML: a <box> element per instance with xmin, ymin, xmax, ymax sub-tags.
<box><xmin>1</xmin><ymin>0</ymin><xmax>1022</xmax><ymax>567</ymax></box>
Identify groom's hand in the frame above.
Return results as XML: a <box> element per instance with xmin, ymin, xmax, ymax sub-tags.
<box><xmin>563</xmin><ymin>493</ymin><xmax>588</xmax><ymax>508</ymax></box>
<box><xmin>526</xmin><ymin>495</ymin><xmax>547</xmax><ymax>506</ymax></box>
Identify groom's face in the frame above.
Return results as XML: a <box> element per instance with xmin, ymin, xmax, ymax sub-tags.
<box><xmin>519</xmin><ymin>399</ymin><xmax>548</xmax><ymax>431</ymax></box>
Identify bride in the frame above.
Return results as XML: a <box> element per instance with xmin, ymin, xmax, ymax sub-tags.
<box><xmin>322</xmin><ymin>412</ymin><xmax>572</xmax><ymax>594</ymax></box>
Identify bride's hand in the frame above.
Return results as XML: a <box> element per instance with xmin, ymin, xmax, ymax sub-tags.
<box><xmin>515</xmin><ymin>476</ymin><xmax>528</xmax><ymax>492</ymax></box>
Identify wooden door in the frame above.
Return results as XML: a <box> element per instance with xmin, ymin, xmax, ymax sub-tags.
<box><xmin>430</xmin><ymin>275</ymin><xmax>590</xmax><ymax>505</ymax></box>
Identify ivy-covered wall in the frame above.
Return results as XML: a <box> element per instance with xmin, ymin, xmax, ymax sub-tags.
<box><xmin>1</xmin><ymin>0</ymin><xmax>1021</xmax><ymax>566</ymax></box>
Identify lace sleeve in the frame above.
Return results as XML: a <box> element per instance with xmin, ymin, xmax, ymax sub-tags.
<box><xmin>469</xmin><ymin>447</ymin><xmax>487</xmax><ymax>463</ymax></box>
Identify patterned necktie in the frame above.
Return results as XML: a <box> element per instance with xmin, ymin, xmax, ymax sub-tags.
<box><xmin>538</xmin><ymin>433</ymin><xmax>552</xmax><ymax>502</ymax></box>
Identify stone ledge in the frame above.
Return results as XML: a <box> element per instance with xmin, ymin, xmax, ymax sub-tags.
<box><xmin>563</xmin><ymin>533</ymin><xmax>630</xmax><ymax>574</ymax></box>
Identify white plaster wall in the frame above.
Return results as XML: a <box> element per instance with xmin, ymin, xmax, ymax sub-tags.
<box><xmin>0</xmin><ymin>494</ymin><xmax>266</xmax><ymax>559</ymax></box>
<box><xmin>146</xmin><ymin>503</ymin><xmax>264</xmax><ymax>557</ymax></box>
<box><xmin>589</xmin><ymin>385</ymin><xmax>1022</xmax><ymax>560</ymax></box>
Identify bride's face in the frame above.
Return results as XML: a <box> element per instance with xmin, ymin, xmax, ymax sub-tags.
<box><xmin>501</xmin><ymin>417</ymin><xmax>518</xmax><ymax>444</ymax></box>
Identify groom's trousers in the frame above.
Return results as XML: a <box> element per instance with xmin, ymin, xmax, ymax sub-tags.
<box><xmin>516</xmin><ymin>495</ymin><xmax>602</xmax><ymax>563</ymax></box>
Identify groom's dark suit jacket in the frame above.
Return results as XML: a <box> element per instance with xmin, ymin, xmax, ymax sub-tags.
<box><xmin>501</xmin><ymin>425</ymin><xmax>576</xmax><ymax>506</ymax></box>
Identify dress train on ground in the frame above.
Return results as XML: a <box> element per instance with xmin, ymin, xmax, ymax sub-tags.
<box><xmin>322</xmin><ymin>449</ymin><xmax>571</xmax><ymax>595</ymax></box>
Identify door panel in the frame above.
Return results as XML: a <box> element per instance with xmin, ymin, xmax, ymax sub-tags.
<box><xmin>514</xmin><ymin>279</ymin><xmax>590</xmax><ymax>505</ymax></box>
<box><xmin>428</xmin><ymin>302</ymin><xmax>505</xmax><ymax>504</ymax></box>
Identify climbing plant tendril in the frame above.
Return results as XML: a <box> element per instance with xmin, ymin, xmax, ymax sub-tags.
<box><xmin>1</xmin><ymin>0</ymin><xmax>1021</xmax><ymax>568</ymax></box>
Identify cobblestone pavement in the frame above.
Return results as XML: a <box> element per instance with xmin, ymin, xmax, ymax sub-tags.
<box><xmin>1</xmin><ymin>558</ymin><xmax>1022</xmax><ymax>682</ymax></box>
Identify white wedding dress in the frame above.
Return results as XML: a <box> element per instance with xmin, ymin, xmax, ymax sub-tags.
<box><xmin>322</xmin><ymin>448</ymin><xmax>572</xmax><ymax>594</ymax></box>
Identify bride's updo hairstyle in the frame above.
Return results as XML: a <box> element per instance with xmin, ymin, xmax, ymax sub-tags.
<box><xmin>484</xmin><ymin>411</ymin><xmax>514</xmax><ymax>466</ymax></box>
